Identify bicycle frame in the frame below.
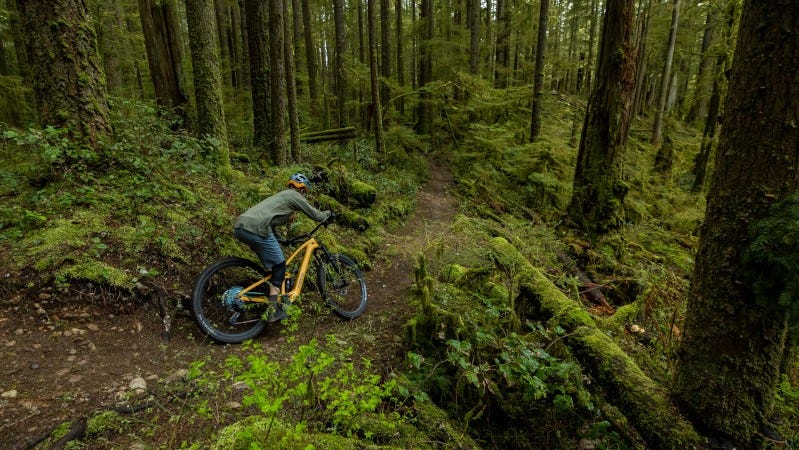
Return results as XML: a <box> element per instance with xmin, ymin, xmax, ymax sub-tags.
<box><xmin>237</xmin><ymin>236</ymin><xmax>321</xmax><ymax>304</ymax></box>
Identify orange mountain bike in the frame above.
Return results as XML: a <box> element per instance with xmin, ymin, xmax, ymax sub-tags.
<box><xmin>191</xmin><ymin>217</ymin><xmax>367</xmax><ymax>344</ymax></box>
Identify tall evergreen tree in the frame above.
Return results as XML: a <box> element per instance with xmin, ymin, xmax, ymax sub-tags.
<box><xmin>529</xmin><ymin>0</ymin><xmax>549</xmax><ymax>142</ymax></box>
<box><xmin>16</xmin><ymin>0</ymin><xmax>111</xmax><ymax>149</ymax></box>
<box><xmin>674</xmin><ymin>2</ymin><xmax>799</xmax><ymax>445</ymax></box>
<box><xmin>138</xmin><ymin>0</ymin><xmax>189</xmax><ymax>122</ymax></box>
<box><xmin>368</xmin><ymin>0</ymin><xmax>385</xmax><ymax>153</ymax></box>
<box><xmin>244</xmin><ymin>0</ymin><xmax>272</xmax><ymax>152</ymax></box>
<box><xmin>185</xmin><ymin>0</ymin><xmax>231</xmax><ymax>169</ymax></box>
<box><xmin>568</xmin><ymin>0</ymin><xmax>637</xmax><ymax>235</ymax></box>
<box><xmin>268</xmin><ymin>0</ymin><xmax>288</xmax><ymax>163</ymax></box>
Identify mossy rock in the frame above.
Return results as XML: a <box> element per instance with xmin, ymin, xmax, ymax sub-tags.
<box><xmin>212</xmin><ymin>416</ymin><xmax>402</xmax><ymax>450</ymax></box>
<box><xmin>351</xmin><ymin>180</ymin><xmax>377</xmax><ymax>208</ymax></box>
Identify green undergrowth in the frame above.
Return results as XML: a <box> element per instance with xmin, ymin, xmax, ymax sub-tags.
<box><xmin>0</xmin><ymin>98</ymin><xmax>426</xmax><ymax>307</ymax></box>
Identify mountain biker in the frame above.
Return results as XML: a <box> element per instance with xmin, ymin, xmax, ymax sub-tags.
<box><xmin>233</xmin><ymin>172</ymin><xmax>333</xmax><ymax>322</ymax></box>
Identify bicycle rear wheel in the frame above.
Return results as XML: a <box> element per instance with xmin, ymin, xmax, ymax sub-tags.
<box><xmin>191</xmin><ymin>257</ymin><xmax>269</xmax><ymax>344</ymax></box>
<box><xmin>316</xmin><ymin>253</ymin><xmax>367</xmax><ymax>319</ymax></box>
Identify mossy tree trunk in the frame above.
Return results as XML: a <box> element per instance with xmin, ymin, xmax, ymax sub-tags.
<box><xmin>283</xmin><ymin>0</ymin><xmax>300</xmax><ymax>163</ymax></box>
<box><xmin>185</xmin><ymin>0</ymin><xmax>231</xmax><ymax>170</ymax></box>
<box><xmin>301</xmin><ymin>0</ymin><xmax>320</xmax><ymax>121</ymax></box>
<box><xmin>529</xmin><ymin>0</ymin><xmax>549</xmax><ymax>142</ymax></box>
<box><xmin>138</xmin><ymin>0</ymin><xmax>190</xmax><ymax>124</ymax></box>
<box><xmin>673</xmin><ymin>2</ymin><xmax>799</xmax><ymax>445</ymax></box>
<box><xmin>268</xmin><ymin>0</ymin><xmax>287</xmax><ymax>164</ymax></box>
<box><xmin>17</xmin><ymin>0</ymin><xmax>112</xmax><ymax>149</ymax></box>
<box><xmin>367</xmin><ymin>0</ymin><xmax>385</xmax><ymax>154</ymax></box>
<box><xmin>333</xmin><ymin>0</ymin><xmax>347</xmax><ymax>127</ymax></box>
<box><xmin>244</xmin><ymin>0</ymin><xmax>272</xmax><ymax>152</ymax></box>
<box><xmin>568</xmin><ymin>0</ymin><xmax>637</xmax><ymax>235</ymax></box>
<box><xmin>415</xmin><ymin>0</ymin><xmax>433</xmax><ymax>135</ymax></box>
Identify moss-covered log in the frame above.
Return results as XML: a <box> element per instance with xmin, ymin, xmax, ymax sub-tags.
<box><xmin>490</xmin><ymin>237</ymin><xmax>704</xmax><ymax>450</ymax></box>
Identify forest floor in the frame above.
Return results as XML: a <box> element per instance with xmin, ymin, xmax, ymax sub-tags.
<box><xmin>0</xmin><ymin>158</ymin><xmax>458</xmax><ymax>448</ymax></box>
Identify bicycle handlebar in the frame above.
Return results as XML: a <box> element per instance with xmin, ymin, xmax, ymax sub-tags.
<box><xmin>276</xmin><ymin>212</ymin><xmax>337</xmax><ymax>246</ymax></box>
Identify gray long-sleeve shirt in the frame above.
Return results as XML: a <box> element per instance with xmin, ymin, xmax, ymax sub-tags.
<box><xmin>234</xmin><ymin>189</ymin><xmax>330</xmax><ymax>236</ymax></box>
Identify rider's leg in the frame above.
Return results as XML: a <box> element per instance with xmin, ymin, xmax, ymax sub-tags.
<box><xmin>234</xmin><ymin>227</ymin><xmax>286</xmax><ymax>297</ymax></box>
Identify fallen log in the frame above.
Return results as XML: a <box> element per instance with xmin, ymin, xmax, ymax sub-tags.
<box><xmin>300</xmin><ymin>126</ymin><xmax>357</xmax><ymax>143</ymax></box>
<box><xmin>490</xmin><ymin>237</ymin><xmax>705</xmax><ymax>450</ymax></box>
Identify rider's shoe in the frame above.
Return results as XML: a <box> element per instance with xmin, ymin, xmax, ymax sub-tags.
<box><xmin>267</xmin><ymin>294</ymin><xmax>288</xmax><ymax>322</ymax></box>
<box><xmin>268</xmin><ymin>305</ymin><xmax>288</xmax><ymax>322</ymax></box>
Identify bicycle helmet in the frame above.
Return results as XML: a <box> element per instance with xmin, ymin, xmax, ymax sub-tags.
<box><xmin>288</xmin><ymin>172</ymin><xmax>312</xmax><ymax>191</ymax></box>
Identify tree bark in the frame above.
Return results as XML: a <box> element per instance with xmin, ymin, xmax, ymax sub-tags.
<box><xmin>368</xmin><ymin>0</ymin><xmax>385</xmax><ymax>154</ymax></box>
<box><xmin>651</xmin><ymin>0</ymin><xmax>679</xmax><ymax>145</ymax></box>
<box><xmin>415</xmin><ymin>0</ymin><xmax>433</xmax><ymax>134</ymax></box>
<box><xmin>568</xmin><ymin>0</ymin><xmax>637</xmax><ymax>236</ymax></box>
<box><xmin>283</xmin><ymin>0</ymin><xmax>300</xmax><ymax>162</ymax></box>
<box><xmin>685</xmin><ymin>4</ymin><xmax>716</xmax><ymax>125</ymax></box>
<box><xmin>395</xmin><ymin>0</ymin><xmax>405</xmax><ymax>114</ymax></box>
<box><xmin>300</xmin><ymin>0</ymin><xmax>320</xmax><ymax>120</ymax></box>
<box><xmin>673</xmin><ymin>2</ymin><xmax>799</xmax><ymax>445</ymax></box>
<box><xmin>17</xmin><ymin>0</ymin><xmax>111</xmax><ymax>149</ymax></box>
<box><xmin>529</xmin><ymin>0</ymin><xmax>549</xmax><ymax>142</ymax></box>
<box><xmin>333</xmin><ymin>0</ymin><xmax>347</xmax><ymax>127</ymax></box>
<box><xmin>185</xmin><ymin>0</ymin><xmax>231</xmax><ymax>168</ymax></box>
<box><xmin>380</xmin><ymin>0</ymin><xmax>391</xmax><ymax>111</ymax></box>
<box><xmin>467</xmin><ymin>0</ymin><xmax>479</xmax><ymax>75</ymax></box>
<box><xmin>138</xmin><ymin>0</ymin><xmax>190</xmax><ymax>122</ymax></box>
<box><xmin>268</xmin><ymin>0</ymin><xmax>288</xmax><ymax>164</ymax></box>
<box><xmin>493</xmin><ymin>0</ymin><xmax>509</xmax><ymax>88</ymax></box>
<box><xmin>244</xmin><ymin>0</ymin><xmax>272</xmax><ymax>151</ymax></box>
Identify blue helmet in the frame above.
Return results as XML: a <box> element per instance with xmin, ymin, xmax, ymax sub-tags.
<box><xmin>288</xmin><ymin>172</ymin><xmax>312</xmax><ymax>190</ymax></box>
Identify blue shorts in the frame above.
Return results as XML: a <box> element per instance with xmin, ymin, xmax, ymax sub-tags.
<box><xmin>234</xmin><ymin>227</ymin><xmax>285</xmax><ymax>269</ymax></box>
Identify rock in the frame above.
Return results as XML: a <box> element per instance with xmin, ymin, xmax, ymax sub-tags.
<box><xmin>231</xmin><ymin>381</ymin><xmax>249</xmax><ymax>391</ymax></box>
<box><xmin>129</xmin><ymin>377</ymin><xmax>147</xmax><ymax>394</ymax></box>
<box><xmin>225</xmin><ymin>401</ymin><xmax>242</xmax><ymax>409</ymax></box>
<box><xmin>87</xmin><ymin>323</ymin><xmax>99</xmax><ymax>332</ymax></box>
<box><xmin>164</xmin><ymin>369</ymin><xmax>188</xmax><ymax>384</ymax></box>
<box><xmin>1</xmin><ymin>390</ymin><xmax>18</xmax><ymax>399</ymax></box>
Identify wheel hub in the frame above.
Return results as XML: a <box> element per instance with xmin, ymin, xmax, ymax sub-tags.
<box><xmin>222</xmin><ymin>286</ymin><xmax>245</xmax><ymax>311</ymax></box>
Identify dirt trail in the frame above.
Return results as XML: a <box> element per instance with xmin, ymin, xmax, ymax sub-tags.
<box><xmin>0</xmin><ymin>160</ymin><xmax>458</xmax><ymax>445</ymax></box>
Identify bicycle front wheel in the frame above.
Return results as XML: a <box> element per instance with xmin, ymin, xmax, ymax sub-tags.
<box><xmin>317</xmin><ymin>253</ymin><xmax>368</xmax><ymax>319</ymax></box>
<box><xmin>191</xmin><ymin>257</ymin><xmax>269</xmax><ymax>344</ymax></box>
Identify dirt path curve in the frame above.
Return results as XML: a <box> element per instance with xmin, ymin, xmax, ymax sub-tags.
<box><xmin>0</xmin><ymin>159</ymin><xmax>458</xmax><ymax>445</ymax></box>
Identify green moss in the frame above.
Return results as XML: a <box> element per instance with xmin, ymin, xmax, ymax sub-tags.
<box><xmin>86</xmin><ymin>410</ymin><xmax>126</xmax><ymax>435</ymax></box>
<box><xmin>212</xmin><ymin>416</ymin><xmax>401</xmax><ymax>450</ymax></box>
<box><xmin>58</xmin><ymin>259</ymin><xmax>134</xmax><ymax>288</ymax></box>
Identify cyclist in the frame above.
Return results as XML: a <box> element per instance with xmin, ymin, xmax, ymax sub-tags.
<box><xmin>233</xmin><ymin>173</ymin><xmax>333</xmax><ymax>322</ymax></box>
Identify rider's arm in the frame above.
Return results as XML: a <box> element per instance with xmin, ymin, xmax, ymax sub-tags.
<box><xmin>288</xmin><ymin>189</ymin><xmax>331</xmax><ymax>223</ymax></box>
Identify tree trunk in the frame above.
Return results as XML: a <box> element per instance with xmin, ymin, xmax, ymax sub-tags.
<box><xmin>300</xmin><ymin>0</ymin><xmax>320</xmax><ymax>120</ymax></box>
<box><xmin>138</xmin><ymin>0</ymin><xmax>190</xmax><ymax>122</ymax></box>
<box><xmin>333</xmin><ymin>0</ymin><xmax>347</xmax><ymax>127</ymax></box>
<box><xmin>467</xmin><ymin>0</ymin><xmax>479</xmax><ymax>75</ymax></box>
<box><xmin>493</xmin><ymin>0</ymin><xmax>509</xmax><ymax>88</ymax></box>
<box><xmin>415</xmin><ymin>0</ymin><xmax>433</xmax><ymax>134</ymax></box>
<box><xmin>584</xmin><ymin>0</ymin><xmax>598</xmax><ymax>92</ymax></box>
<box><xmin>368</xmin><ymin>0</ymin><xmax>385</xmax><ymax>154</ymax></box>
<box><xmin>268</xmin><ymin>0</ymin><xmax>287</xmax><ymax>164</ymax></box>
<box><xmin>685</xmin><ymin>4</ymin><xmax>716</xmax><ymax>125</ymax></box>
<box><xmin>690</xmin><ymin>0</ymin><xmax>736</xmax><ymax>193</ymax></box>
<box><xmin>283</xmin><ymin>0</ymin><xmax>300</xmax><ymax>162</ymax></box>
<box><xmin>673</xmin><ymin>2</ymin><xmax>799</xmax><ymax>445</ymax></box>
<box><xmin>651</xmin><ymin>0</ymin><xmax>679</xmax><ymax>145</ymax></box>
<box><xmin>380</xmin><ymin>0</ymin><xmax>391</xmax><ymax>112</ymax></box>
<box><xmin>244</xmin><ymin>0</ymin><xmax>272</xmax><ymax>151</ymax></box>
<box><xmin>529</xmin><ymin>0</ymin><xmax>549</xmax><ymax>142</ymax></box>
<box><xmin>568</xmin><ymin>0</ymin><xmax>637</xmax><ymax>236</ymax></box>
<box><xmin>214</xmin><ymin>0</ymin><xmax>231</xmax><ymax>86</ymax></box>
<box><xmin>395</xmin><ymin>0</ymin><xmax>405</xmax><ymax>115</ymax></box>
<box><xmin>17</xmin><ymin>0</ymin><xmax>111</xmax><ymax>149</ymax></box>
<box><xmin>185</xmin><ymin>0</ymin><xmax>231</xmax><ymax>168</ymax></box>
